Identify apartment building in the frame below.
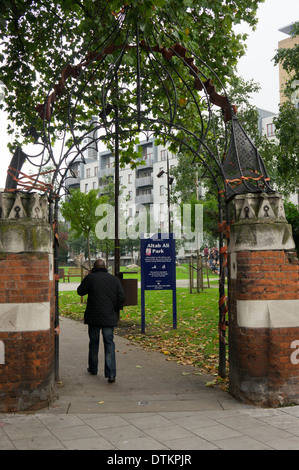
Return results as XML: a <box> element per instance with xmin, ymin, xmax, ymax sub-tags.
<box><xmin>65</xmin><ymin>137</ymin><xmax>180</xmax><ymax>234</ymax></box>
<box><xmin>257</xmin><ymin>108</ymin><xmax>277</xmax><ymax>138</ymax></box>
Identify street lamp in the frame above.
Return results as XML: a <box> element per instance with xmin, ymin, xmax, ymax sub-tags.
<box><xmin>156</xmin><ymin>152</ymin><xmax>174</xmax><ymax>233</ymax></box>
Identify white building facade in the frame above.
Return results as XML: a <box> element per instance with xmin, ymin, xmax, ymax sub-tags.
<box><xmin>258</xmin><ymin>108</ymin><xmax>298</xmax><ymax>205</ymax></box>
<box><xmin>65</xmin><ymin>138</ymin><xmax>184</xmax><ymax>263</ymax></box>
<box><xmin>76</xmin><ymin>138</ymin><xmax>179</xmax><ymax>231</ymax></box>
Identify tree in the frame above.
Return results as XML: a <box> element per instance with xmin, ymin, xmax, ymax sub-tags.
<box><xmin>273</xmin><ymin>22</ymin><xmax>299</xmax><ymax>98</ymax></box>
<box><xmin>170</xmin><ymin>76</ymin><xmax>263</xmax><ymax>241</ymax></box>
<box><xmin>96</xmin><ymin>178</ymin><xmax>116</xmax><ymax>267</ymax></box>
<box><xmin>60</xmin><ymin>188</ymin><xmax>101</xmax><ymax>267</ymax></box>
<box><xmin>0</xmin><ymin>0</ymin><xmax>263</xmax><ymax>159</ymax></box>
<box><xmin>270</xmin><ymin>22</ymin><xmax>299</xmax><ymax>195</ymax></box>
<box><xmin>284</xmin><ymin>201</ymin><xmax>299</xmax><ymax>253</ymax></box>
<box><xmin>270</xmin><ymin>103</ymin><xmax>299</xmax><ymax>196</ymax></box>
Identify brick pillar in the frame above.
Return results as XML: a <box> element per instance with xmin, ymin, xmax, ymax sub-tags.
<box><xmin>228</xmin><ymin>192</ymin><xmax>299</xmax><ymax>407</ymax></box>
<box><xmin>0</xmin><ymin>191</ymin><xmax>55</xmax><ymax>412</ymax></box>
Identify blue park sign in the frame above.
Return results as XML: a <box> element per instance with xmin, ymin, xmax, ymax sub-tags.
<box><xmin>140</xmin><ymin>233</ymin><xmax>177</xmax><ymax>333</ymax></box>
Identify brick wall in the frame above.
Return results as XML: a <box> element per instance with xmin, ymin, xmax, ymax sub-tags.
<box><xmin>228</xmin><ymin>249</ymin><xmax>299</xmax><ymax>407</ymax></box>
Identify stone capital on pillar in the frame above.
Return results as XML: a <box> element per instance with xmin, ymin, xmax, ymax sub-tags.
<box><xmin>229</xmin><ymin>192</ymin><xmax>295</xmax><ymax>253</ymax></box>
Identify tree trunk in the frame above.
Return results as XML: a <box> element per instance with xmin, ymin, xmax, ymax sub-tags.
<box><xmin>87</xmin><ymin>232</ymin><xmax>92</xmax><ymax>269</ymax></box>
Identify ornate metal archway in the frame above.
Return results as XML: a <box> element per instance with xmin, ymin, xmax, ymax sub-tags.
<box><xmin>4</xmin><ymin>4</ymin><xmax>273</xmax><ymax>378</ymax></box>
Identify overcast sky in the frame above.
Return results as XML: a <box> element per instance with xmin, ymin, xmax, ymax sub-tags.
<box><xmin>0</xmin><ymin>0</ymin><xmax>298</xmax><ymax>188</ymax></box>
<box><xmin>235</xmin><ymin>0</ymin><xmax>298</xmax><ymax>114</ymax></box>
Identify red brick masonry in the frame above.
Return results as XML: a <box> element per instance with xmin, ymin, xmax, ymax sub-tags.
<box><xmin>228</xmin><ymin>250</ymin><xmax>299</xmax><ymax>407</ymax></box>
<box><xmin>0</xmin><ymin>253</ymin><xmax>55</xmax><ymax>412</ymax></box>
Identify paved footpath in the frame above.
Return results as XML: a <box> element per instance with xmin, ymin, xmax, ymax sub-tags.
<box><xmin>1</xmin><ymin>316</ymin><xmax>299</xmax><ymax>451</ymax></box>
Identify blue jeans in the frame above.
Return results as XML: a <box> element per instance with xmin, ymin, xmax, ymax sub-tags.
<box><xmin>88</xmin><ymin>325</ymin><xmax>116</xmax><ymax>377</ymax></box>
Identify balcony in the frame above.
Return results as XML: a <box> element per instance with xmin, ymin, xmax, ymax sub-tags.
<box><xmin>65</xmin><ymin>175</ymin><xmax>80</xmax><ymax>188</ymax></box>
<box><xmin>99</xmin><ymin>166</ymin><xmax>115</xmax><ymax>178</ymax></box>
<box><xmin>135</xmin><ymin>175</ymin><xmax>153</xmax><ymax>188</ymax></box>
<box><xmin>135</xmin><ymin>193</ymin><xmax>153</xmax><ymax>204</ymax></box>
<box><xmin>136</xmin><ymin>153</ymin><xmax>154</xmax><ymax>169</ymax></box>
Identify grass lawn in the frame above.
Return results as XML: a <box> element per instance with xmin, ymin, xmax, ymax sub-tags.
<box><xmin>59</xmin><ymin>264</ymin><xmax>219</xmax><ymax>284</ymax></box>
<box><xmin>59</xmin><ymin>285</ymin><xmax>228</xmax><ymax>384</ymax></box>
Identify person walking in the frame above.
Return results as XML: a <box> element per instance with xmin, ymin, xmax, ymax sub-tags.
<box><xmin>77</xmin><ymin>259</ymin><xmax>125</xmax><ymax>383</ymax></box>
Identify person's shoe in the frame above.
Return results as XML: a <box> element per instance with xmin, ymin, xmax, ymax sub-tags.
<box><xmin>87</xmin><ymin>367</ymin><xmax>97</xmax><ymax>375</ymax></box>
<box><xmin>108</xmin><ymin>376</ymin><xmax>115</xmax><ymax>383</ymax></box>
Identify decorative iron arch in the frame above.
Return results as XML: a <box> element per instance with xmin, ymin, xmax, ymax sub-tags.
<box><xmin>5</xmin><ymin>5</ymin><xmax>271</xmax><ymax>200</ymax></box>
<box><xmin>4</xmin><ymin>5</ymin><xmax>273</xmax><ymax>378</ymax></box>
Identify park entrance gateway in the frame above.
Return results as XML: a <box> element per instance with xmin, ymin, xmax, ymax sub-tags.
<box><xmin>0</xmin><ymin>4</ymin><xmax>298</xmax><ymax>411</ymax></box>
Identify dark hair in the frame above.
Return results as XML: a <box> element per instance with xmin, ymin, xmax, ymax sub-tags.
<box><xmin>93</xmin><ymin>259</ymin><xmax>106</xmax><ymax>269</ymax></box>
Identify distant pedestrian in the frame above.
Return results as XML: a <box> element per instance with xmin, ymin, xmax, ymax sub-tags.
<box><xmin>77</xmin><ymin>259</ymin><xmax>125</xmax><ymax>383</ymax></box>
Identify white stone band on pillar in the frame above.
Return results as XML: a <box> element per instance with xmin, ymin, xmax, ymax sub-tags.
<box><xmin>237</xmin><ymin>299</ymin><xmax>299</xmax><ymax>328</ymax></box>
<box><xmin>0</xmin><ymin>302</ymin><xmax>50</xmax><ymax>332</ymax></box>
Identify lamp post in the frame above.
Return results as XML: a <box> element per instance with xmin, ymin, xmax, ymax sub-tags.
<box><xmin>157</xmin><ymin>151</ymin><xmax>174</xmax><ymax>233</ymax></box>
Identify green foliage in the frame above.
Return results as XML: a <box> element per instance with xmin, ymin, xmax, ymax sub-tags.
<box><xmin>270</xmin><ymin>103</ymin><xmax>299</xmax><ymax>196</ymax></box>
<box><xmin>0</xmin><ymin>0</ymin><xmax>263</xmax><ymax>159</ymax></box>
<box><xmin>60</xmin><ymin>188</ymin><xmax>101</xmax><ymax>265</ymax></box>
<box><xmin>273</xmin><ymin>22</ymin><xmax>299</xmax><ymax>98</ymax></box>
<box><xmin>269</xmin><ymin>22</ymin><xmax>299</xmax><ymax>195</ymax></box>
<box><xmin>284</xmin><ymin>200</ymin><xmax>299</xmax><ymax>252</ymax></box>
<box><xmin>60</xmin><ymin>188</ymin><xmax>100</xmax><ymax>236</ymax></box>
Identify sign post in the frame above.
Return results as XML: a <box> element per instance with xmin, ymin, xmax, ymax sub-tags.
<box><xmin>140</xmin><ymin>233</ymin><xmax>177</xmax><ymax>333</ymax></box>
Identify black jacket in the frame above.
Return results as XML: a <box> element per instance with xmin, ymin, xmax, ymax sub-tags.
<box><xmin>77</xmin><ymin>268</ymin><xmax>125</xmax><ymax>327</ymax></box>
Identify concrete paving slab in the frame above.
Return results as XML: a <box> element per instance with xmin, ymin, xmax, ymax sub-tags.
<box><xmin>1</xmin><ymin>316</ymin><xmax>299</xmax><ymax>451</ymax></box>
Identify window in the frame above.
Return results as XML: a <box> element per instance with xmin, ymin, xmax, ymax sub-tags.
<box><xmin>160</xmin><ymin>185</ymin><xmax>164</xmax><ymax>195</ymax></box>
<box><xmin>73</xmin><ymin>167</ymin><xmax>80</xmax><ymax>178</ymax></box>
<box><xmin>86</xmin><ymin>168</ymin><xmax>91</xmax><ymax>178</ymax></box>
<box><xmin>128</xmin><ymin>174</ymin><xmax>132</xmax><ymax>184</ymax></box>
<box><xmin>94</xmin><ymin>167</ymin><xmax>98</xmax><ymax>176</ymax></box>
<box><xmin>85</xmin><ymin>184</ymin><xmax>88</xmax><ymax>193</ymax></box>
<box><xmin>144</xmin><ymin>152</ymin><xmax>152</xmax><ymax>161</ymax></box>
<box><xmin>267</xmin><ymin>123</ymin><xmax>275</xmax><ymax>137</ymax></box>
<box><xmin>161</xmin><ymin>150</ymin><xmax>167</xmax><ymax>161</ymax></box>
